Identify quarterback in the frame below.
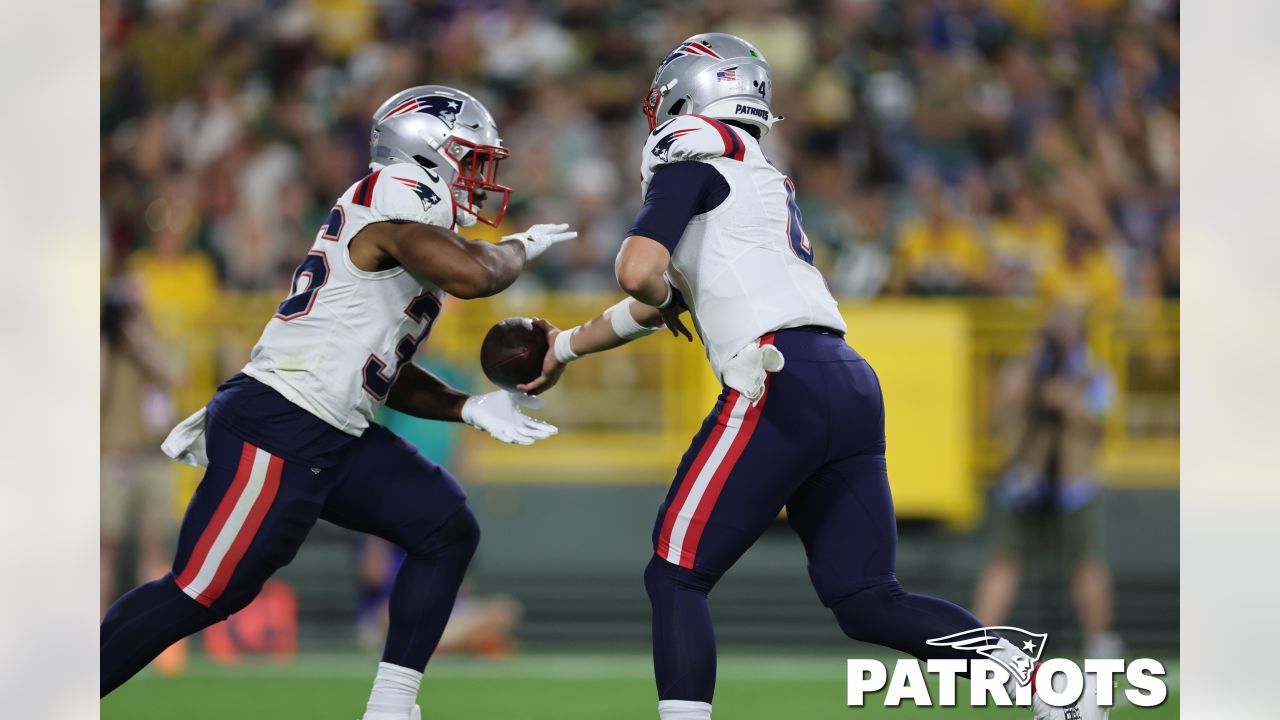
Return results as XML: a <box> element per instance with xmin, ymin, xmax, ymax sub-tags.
<box><xmin>523</xmin><ymin>34</ymin><xmax>1106</xmax><ymax>720</ymax></box>
<box><xmin>100</xmin><ymin>85</ymin><xmax>574</xmax><ymax>720</ymax></box>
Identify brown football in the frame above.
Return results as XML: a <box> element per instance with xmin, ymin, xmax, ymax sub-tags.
<box><xmin>480</xmin><ymin>317</ymin><xmax>549</xmax><ymax>391</ymax></box>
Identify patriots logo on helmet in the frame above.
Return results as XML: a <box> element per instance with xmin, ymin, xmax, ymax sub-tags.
<box><xmin>382</xmin><ymin>95</ymin><xmax>466</xmax><ymax>129</ymax></box>
<box><xmin>926</xmin><ymin>626</ymin><xmax>1048</xmax><ymax>686</ymax></box>
<box><xmin>657</xmin><ymin>40</ymin><xmax>725</xmax><ymax>73</ymax></box>
<box><xmin>651</xmin><ymin>127</ymin><xmax>699</xmax><ymax>163</ymax></box>
<box><xmin>394</xmin><ymin>176</ymin><xmax>442</xmax><ymax>211</ymax></box>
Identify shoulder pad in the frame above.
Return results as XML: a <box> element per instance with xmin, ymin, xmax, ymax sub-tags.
<box><xmin>359</xmin><ymin>163</ymin><xmax>454</xmax><ymax>229</ymax></box>
<box><xmin>640</xmin><ymin>115</ymin><xmax>747</xmax><ymax>195</ymax></box>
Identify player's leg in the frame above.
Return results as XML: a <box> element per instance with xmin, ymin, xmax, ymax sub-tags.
<box><xmin>646</xmin><ymin>354</ymin><xmax>825</xmax><ymax>719</ymax></box>
<box><xmin>785</xmin><ymin>352</ymin><xmax>1033</xmax><ymax>665</ymax></box>
<box><xmin>320</xmin><ymin>424</ymin><xmax>478</xmax><ymax>720</ymax></box>
<box><xmin>786</xmin><ymin>453</ymin><xmax>996</xmax><ymax>660</ymax></box>
<box><xmin>782</xmin><ymin>356</ymin><xmax>1106</xmax><ymax>715</ymax></box>
<box><xmin>100</xmin><ymin>419</ymin><xmax>335</xmax><ymax>696</ymax></box>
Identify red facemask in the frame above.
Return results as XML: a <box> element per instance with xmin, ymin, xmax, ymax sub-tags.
<box><xmin>446</xmin><ymin>137</ymin><xmax>511</xmax><ymax>227</ymax></box>
<box><xmin>642</xmin><ymin>85</ymin><xmax>663</xmax><ymax>132</ymax></box>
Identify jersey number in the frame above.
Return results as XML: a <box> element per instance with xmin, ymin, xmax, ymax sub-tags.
<box><xmin>275</xmin><ymin>251</ymin><xmax>330</xmax><ymax>320</ymax></box>
<box><xmin>361</xmin><ymin>292</ymin><xmax>443</xmax><ymax>401</ymax></box>
<box><xmin>783</xmin><ymin>178</ymin><xmax>813</xmax><ymax>264</ymax></box>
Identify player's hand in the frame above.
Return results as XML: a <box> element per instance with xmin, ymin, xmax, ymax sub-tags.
<box><xmin>517</xmin><ymin>318</ymin><xmax>566</xmax><ymax>396</ymax></box>
<box><xmin>461</xmin><ymin>390</ymin><xmax>558</xmax><ymax>445</ymax></box>
<box><xmin>504</xmin><ymin>223</ymin><xmax>578</xmax><ymax>262</ymax></box>
<box><xmin>658</xmin><ymin>287</ymin><xmax>693</xmax><ymax>342</ymax></box>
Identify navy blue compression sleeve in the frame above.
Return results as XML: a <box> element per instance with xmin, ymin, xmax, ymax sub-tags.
<box><xmin>628</xmin><ymin>161</ymin><xmax>730</xmax><ymax>252</ymax></box>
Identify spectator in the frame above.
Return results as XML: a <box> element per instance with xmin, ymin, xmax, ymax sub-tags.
<box><xmin>101</xmin><ymin>277</ymin><xmax>176</xmax><ymax>615</ymax></box>
<box><xmin>1037</xmin><ymin>224</ymin><xmax>1123</xmax><ymax>315</ymax></box>
<box><xmin>988</xmin><ymin>185</ymin><xmax>1067</xmax><ymax>296</ymax></box>
<box><xmin>891</xmin><ymin>180</ymin><xmax>988</xmax><ymax>295</ymax></box>
<box><xmin>973</xmin><ymin>307</ymin><xmax>1122</xmax><ymax>658</ymax></box>
<box><xmin>98</xmin><ymin>1</ymin><xmax>1178</xmax><ymax>304</ymax></box>
<box><xmin>126</xmin><ymin>176</ymin><xmax>221</xmax><ymax>415</ymax></box>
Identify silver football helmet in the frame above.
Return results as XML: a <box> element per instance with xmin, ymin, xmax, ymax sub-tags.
<box><xmin>370</xmin><ymin>85</ymin><xmax>511</xmax><ymax>227</ymax></box>
<box><xmin>643</xmin><ymin>33</ymin><xmax>779</xmax><ymax>136</ymax></box>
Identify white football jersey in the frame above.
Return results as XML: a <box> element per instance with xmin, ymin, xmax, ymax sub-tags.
<box><xmin>640</xmin><ymin>116</ymin><xmax>847</xmax><ymax>379</ymax></box>
<box><xmin>242</xmin><ymin>162</ymin><xmax>455</xmax><ymax>435</ymax></box>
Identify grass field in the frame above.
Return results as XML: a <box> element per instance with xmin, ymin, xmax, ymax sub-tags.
<box><xmin>102</xmin><ymin>650</ymin><xmax>1179</xmax><ymax>719</ymax></box>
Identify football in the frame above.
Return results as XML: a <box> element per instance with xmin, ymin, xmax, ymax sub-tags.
<box><xmin>480</xmin><ymin>317</ymin><xmax>550</xmax><ymax>391</ymax></box>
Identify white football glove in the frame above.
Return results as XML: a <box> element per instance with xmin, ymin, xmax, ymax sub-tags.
<box><xmin>503</xmin><ymin>223</ymin><xmax>578</xmax><ymax>261</ymax></box>
<box><xmin>461</xmin><ymin>390</ymin><xmax>558</xmax><ymax>445</ymax></box>
<box><xmin>722</xmin><ymin>341</ymin><xmax>786</xmax><ymax>405</ymax></box>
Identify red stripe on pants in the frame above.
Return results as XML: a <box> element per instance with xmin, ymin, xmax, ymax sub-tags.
<box><xmin>657</xmin><ymin>391</ymin><xmax>740</xmax><ymax>564</ymax></box>
<box><xmin>175</xmin><ymin>442</ymin><xmax>258</xmax><ymax>591</ymax></box>
<box><xmin>196</xmin><ymin>453</ymin><xmax>284</xmax><ymax>607</ymax></box>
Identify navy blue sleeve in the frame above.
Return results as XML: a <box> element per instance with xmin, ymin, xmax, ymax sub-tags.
<box><xmin>628</xmin><ymin>161</ymin><xmax>730</xmax><ymax>252</ymax></box>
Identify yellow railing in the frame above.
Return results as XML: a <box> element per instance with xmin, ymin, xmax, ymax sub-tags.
<box><xmin>191</xmin><ymin>293</ymin><xmax>1178</xmax><ymax>525</ymax></box>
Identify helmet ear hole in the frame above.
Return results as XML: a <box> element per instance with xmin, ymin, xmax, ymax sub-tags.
<box><xmin>667</xmin><ymin>98</ymin><xmax>686</xmax><ymax>116</ymax></box>
<box><xmin>412</xmin><ymin>155</ymin><xmax>438</xmax><ymax>169</ymax></box>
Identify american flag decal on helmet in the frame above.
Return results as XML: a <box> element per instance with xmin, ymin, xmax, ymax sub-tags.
<box><xmin>716</xmin><ymin>66</ymin><xmax>738</xmax><ymax>81</ymax></box>
<box><xmin>381</xmin><ymin>95</ymin><xmax>466</xmax><ymax>128</ymax></box>
<box><xmin>926</xmin><ymin>626</ymin><xmax>1048</xmax><ymax>685</ymax></box>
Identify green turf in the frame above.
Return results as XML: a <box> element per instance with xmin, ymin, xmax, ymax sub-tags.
<box><xmin>101</xmin><ymin>651</ymin><xmax>1179</xmax><ymax>719</ymax></box>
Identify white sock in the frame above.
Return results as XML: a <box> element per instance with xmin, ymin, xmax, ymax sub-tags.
<box><xmin>658</xmin><ymin>699</ymin><xmax>712</xmax><ymax>720</ymax></box>
<box><xmin>363</xmin><ymin>662</ymin><xmax>423</xmax><ymax>720</ymax></box>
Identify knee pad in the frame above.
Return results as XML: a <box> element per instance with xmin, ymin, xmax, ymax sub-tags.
<box><xmin>643</xmin><ymin>555</ymin><xmax>720</xmax><ymax>601</ymax></box>
<box><xmin>830</xmin><ymin>579</ymin><xmax>906</xmax><ymax>642</ymax></box>
<box><xmin>407</xmin><ymin>505</ymin><xmax>481</xmax><ymax>559</ymax></box>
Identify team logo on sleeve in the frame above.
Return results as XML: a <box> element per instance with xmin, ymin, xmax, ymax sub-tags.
<box><xmin>651</xmin><ymin>127</ymin><xmax>699</xmax><ymax>163</ymax></box>
<box><xmin>381</xmin><ymin>95</ymin><xmax>465</xmax><ymax>129</ymax></box>
<box><xmin>394</xmin><ymin>176</ymin><xmax>442</xmax><ymax>211</ymax></box>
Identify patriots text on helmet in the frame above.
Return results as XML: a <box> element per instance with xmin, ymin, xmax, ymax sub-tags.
<box><xmin>735</xmin><ymin>104</ymin><xmax>770</xmax><ymax>120</ymax></box>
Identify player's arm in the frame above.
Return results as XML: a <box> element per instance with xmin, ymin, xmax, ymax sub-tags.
<box><xmin>516</xmin><ymin>301</ymin><xmax>668</xmax><ymax>394</ymax></box>
<box><xmin>617</xmin><ymin>160</ymin><xmax>727</xmax><ymax>325</ymax></box>
<box><xmin>385</xmin><ymin>362</ymin><xmax>470</xmax><ymax>421</ymax></box>
<box><xmin>356</xmin><ymin>221</ymin><xmax>575</xmax><ymax>299</ymax></box>
<box><xmin>615</xmin><ymin>237</ymin><xmax>677</xmax><ymax>307</ymax></box>
<box><xmin>387</xmin><ymin>363</ymin><xmax>556</xmax><ymax>445</ymax></box>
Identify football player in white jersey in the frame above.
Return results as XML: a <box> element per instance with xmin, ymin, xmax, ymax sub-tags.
<box><xmin>521</xmin><ymin>35</ymin><xmax>1107</xmax><ymax>720</ymax></box>
<box><xmin>101</xmin><ymin>85</ymin><xmax>576</xmax><ymax>720</ymax></box>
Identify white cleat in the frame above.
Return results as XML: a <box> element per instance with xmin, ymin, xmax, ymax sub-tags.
<box><xmin>1032</xmin><ymin>673</ymin><xmax>1109</xmax><ymax>720</ymax></box>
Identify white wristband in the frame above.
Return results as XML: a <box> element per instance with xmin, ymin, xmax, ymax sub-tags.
<box><xmin>609</xmin><ymin>298</ymin><xmax>659</xmax><ymax>340</ymax></box>
<box><xmin>655</xmin><ymin>281</ymin><xmax>676</xmax><ymax>309</ymax></box>
<box><xmin>554</xmin><ymin>326</ymin><xmax>581</xmax><ymax>364</ymax></box>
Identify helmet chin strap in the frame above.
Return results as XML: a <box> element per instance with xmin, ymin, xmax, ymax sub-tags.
<box><xmin>452</xmin><ymin>188</ymin><xmax>479</xmax><ymax>228</ymax></box>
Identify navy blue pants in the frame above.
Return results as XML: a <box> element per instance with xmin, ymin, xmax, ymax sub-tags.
<box><xmin>101</xmin><ymin>375</ymin><xmax>476</xmax><ymax>696</ymax></box>
<box><xmin>646</xmin><ymin>328</ymin><xmax>985</xmax><ymax>702</ymax></box>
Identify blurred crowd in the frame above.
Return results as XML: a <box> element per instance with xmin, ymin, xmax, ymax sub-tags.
<box><xmin>102</xmin><ymin>0</ymin><xmax>1179</xmax><ymax>320</ymax></box>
